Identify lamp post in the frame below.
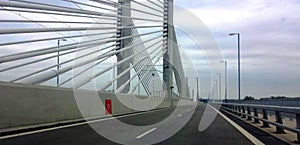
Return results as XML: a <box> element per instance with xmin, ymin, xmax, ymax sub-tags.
<box><xmin>196</xmin><ymin>77</ymin><xmax>199</xmax><ymax>101</ymax></box>
<box><xmin>220</xmin><ymin>61</ymin><xmax>228</xmax><ymax>102</ymax></box>
<box><xmin>112</xmin><ymin>63</ymin><xmax>116</xmax><ymax>92</ymax></box>
<box><xmin>229</xmin><ymin>32</ymin><xmax>241</xmax><ymax>102</ymax></box>
<box><xmin>152</xmin><ymin>73</ymin><xmax>155</xmax><ymax>96</ymax></box>
<box><xmin>214</xmin><ymin>80</ymin><xmax>218</xmax><ymax>100</ymax></box>
<box><xmin>57</xmin><ymin>38</ymin><xmax>67</xmax><ymax>86</ymax></box>
<box><xmin>216</xmin><ymin>73</ymin><xmax>221</xmax><ymax>100</ymax></box>
<box><xmin>170</xmin><ymin>86</ymin><xmax>174</xmax><ymax>107</ymax></box>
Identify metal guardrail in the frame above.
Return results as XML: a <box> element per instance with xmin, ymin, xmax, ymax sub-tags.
<box><xmin>219</xmin><ymin>103</ymin><xmax>300</xmax><ymax>143</ymax></box>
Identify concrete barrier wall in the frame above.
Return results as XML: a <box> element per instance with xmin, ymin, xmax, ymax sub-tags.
<box><xmin>0</xmin><ymin>82</ymin><xmax>174</xmax><ymax>129</ymax></box>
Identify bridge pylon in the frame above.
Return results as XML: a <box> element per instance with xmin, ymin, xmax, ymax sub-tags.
<box><xmin>163</xmin><ymin>0</ymin><xmax>173</xmax><ymax>101</ymax></box>
<box><xmin>116</xmin><ymin>0</ymin><xmax>133</xmax><ymax>93</ymax></box>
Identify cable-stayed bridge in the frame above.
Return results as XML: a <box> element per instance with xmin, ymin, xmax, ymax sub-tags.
<box><xmin>0</xmin><ymin>0</ymin><xmax>297</xmax><ymax>145</ymax></box>
<box><xmin>0</xmin><ymin>0</ymin><xmax>187</xmax><ymax>97</ymax></box>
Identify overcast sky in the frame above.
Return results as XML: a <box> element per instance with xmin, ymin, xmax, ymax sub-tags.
<box><xmin>174</xmin><ymin>0</ymin><xmax>300</xmax><ymax>99</ymax></box>
<box><xmin>0</xmin><ymin>0</ymin><xmax>299</xmax><ymax>99</ymax></box>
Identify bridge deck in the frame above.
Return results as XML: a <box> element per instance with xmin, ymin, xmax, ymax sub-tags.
<box><xmin>0</xmin><ymin>104</ymin><xmax>285</xmax><ymax>145</ymax></box>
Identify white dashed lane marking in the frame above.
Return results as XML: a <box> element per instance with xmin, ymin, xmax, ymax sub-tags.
<box><xmin>136</xmin><ymin>128</ymin><xmax>157</xmax><ymax>139</ymax></box>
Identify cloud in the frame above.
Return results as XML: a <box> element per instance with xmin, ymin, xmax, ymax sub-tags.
<box><xmin>0</xmin><ymin>0</ymin><xmax>299</xmax><ymax>98</ymax></box>
<box><xmin>173</xmin><ymin>0</ymin><xmax>300</xmax><ymax>98</ymax></box>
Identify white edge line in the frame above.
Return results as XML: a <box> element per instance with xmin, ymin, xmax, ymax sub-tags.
<box><xmin>208</xmin><ymin>104</ymin><xmax>265</xmax><ymax>145</ymax></box>
<box><xmin>136</xmin><ymin>128</ymin><xmax>157</xmax><ymax>139</ymax></box>
<box><xmin>0</xmin><ymin>108</ymin><xmax>170</xmax><ymax>140</ymax></box>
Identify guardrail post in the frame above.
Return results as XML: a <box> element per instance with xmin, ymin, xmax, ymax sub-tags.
<box><xmin>229</xmin><ymin>105</ymin><xmax>233</xmax><ymax>113</ymax></box>
<box><xmin>228</xmin><ymin>106</ymin><xmax>234</xmax><ymax>113</ymax></box>
<box><xmin>233</xmin><ymin>106</ymin><xmax>237</xmax><ymax>115</ymax></box>
<box><xmin>242</xmin><ymin>106</ymin><xmax>246</xmax><ymax>118</ymax></box>
<box><xmin>262</xmin><ymin>109</ymin><xmax>270</xmax><ymax>128</ymax></box>
<box><xmin>275</xmin><ymin>111</ymin><xmax>285</xmax><ymax>133</ymax></box>
<box><xmin>253</xmin><ymin>108</ymin><xmax>260</xmax><ymax>123</ymax></box>
<box><xmin>238</xmin><ymin>106</ymin><xmax>242</xmax><ymax>116</ymax></box>
<box><xmin>296</xmin><ymin>114</ymin><xmax>300</xmax><ymax>143</ymax></box>
<box><xmin>247</xmin><ymin>107</ymin><xmax>252</xmax><ymax>121</ymax></box>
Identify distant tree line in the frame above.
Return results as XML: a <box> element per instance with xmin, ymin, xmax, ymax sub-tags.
<box><xmin>260</xmin><ymin>96</ymin><xmax>300</xmax><ymax>100</ymax></box>
<box><xmin>243</xmin><ymin>96</ymin><xmax>255</xmax><ymax>100</ymax></box>
<box><xmin>242</xmin><ymin>95</ymin><xmax>300</xmax><ymax>101</ymax></box>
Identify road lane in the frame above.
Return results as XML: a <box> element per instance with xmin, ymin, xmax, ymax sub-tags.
<box><xmin>152</xmin><ymin>104</ymin><xmax>255</xmax><ymax>145</ymax></box>
<box><xmin>0</xmin><ymin>103</ymin><xmax>270</xmax><ymax>145</ymax></box>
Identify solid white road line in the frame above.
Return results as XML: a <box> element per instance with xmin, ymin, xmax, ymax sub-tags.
<box><xmin>136</xmin><ymin>128</ymin><xmax>157</xmax><ymax>139</ymax></box>
<box><xmin>177</xmin><ymin>114</ymin><xmax>182</xmax><ymax>117</ymax></box>
<box><xmin>0</xmin><ymin>108</ymin><xmax>171</xmax><ymax>140</ymax></box>
<box><xmin>208</xmin><ymin>104</ymin><xmax>264</xmax><ymax>145</ymax></box>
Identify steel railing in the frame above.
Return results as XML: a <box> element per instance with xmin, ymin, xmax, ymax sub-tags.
<box><xmin>218</xmin><ymin>103</ymin><xmax>300</xmax><ymax>143</ymax></box>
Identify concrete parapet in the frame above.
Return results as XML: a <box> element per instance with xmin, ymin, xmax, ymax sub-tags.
<box><xmin>0</xmin><ymin>81</ymin><xmax>180</xmax><ymax>129</ymax></box>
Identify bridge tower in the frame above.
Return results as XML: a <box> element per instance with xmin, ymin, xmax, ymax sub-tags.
<box><xmin>116</xmin><ymin>0</ymin><xmax>133</xmax><ymax>93</ymax></box>
<box><xmin>163</xmin><ymin>0</ymin><xmax>174</xmax><ymax>99</ymax></box>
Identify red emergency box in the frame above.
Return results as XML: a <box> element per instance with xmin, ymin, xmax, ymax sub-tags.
<box><xmin>105</xmin><ymin>99</ymin><xmax>112</xmax><ymax>114</ymax></box>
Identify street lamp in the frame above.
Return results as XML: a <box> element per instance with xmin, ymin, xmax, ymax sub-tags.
<box><xmin>170</xmin><ymin>86</ymin><xmax>174</xmax><ymax>107</ymax></box>
<box><xmin>216</xmin><ymin>73</ymin><xmax>221</xmax><ymax>100</ymax></box>
<box><xmin>229</xmin><ymin>32</ymin><xmax>241</xmax><ymax>102</ymax></box>
<box><xmin>220</xmin><ymin>61</ymin><xmax>228</xmax><ymax>102</ymax></box>
<box><xmin>152</xmin><ymin>73</ymin><xmax>155</xmax><ymax>96</ymax></box>
<box><xmin>214</xmin><ymin>80</ymin><xmax>218</xmax><ymax>100</ymax></box>
<box><xmin>57</xmin><ymin>38</ymin><xmax>67</xmax><ymax>86</ymax></box>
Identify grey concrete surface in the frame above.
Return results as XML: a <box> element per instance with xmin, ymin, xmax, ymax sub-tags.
<box><xmin>0</xmin><ymin>81</ymin><xmax>174</xmax><ymax>129</ymax></box>
<box><xmin>0</xmin><ymin>104</ymin><xmax>284</xmax><ymax>145</ymax></box>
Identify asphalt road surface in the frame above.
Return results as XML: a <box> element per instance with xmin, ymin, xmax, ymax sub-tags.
<box><xmin>0</xmin><ymin>103</ymin><xmax>286</xmax><ymax>145</ymax></box>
